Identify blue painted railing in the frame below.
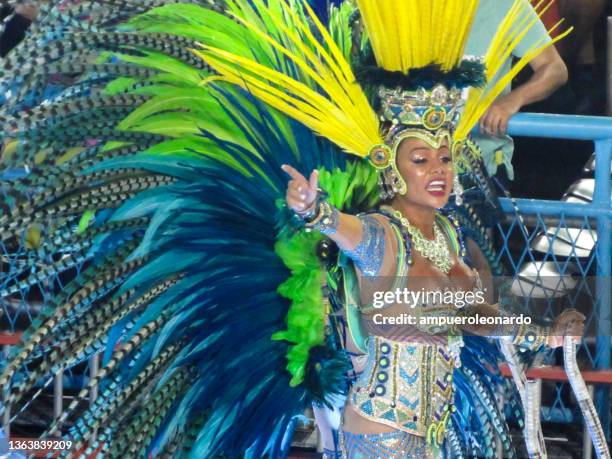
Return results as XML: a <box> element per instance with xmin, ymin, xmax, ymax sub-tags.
<box><xmin>500</xmin><ymin>112</ymin><xmax>612</xmax><ymax>436</ymax></box>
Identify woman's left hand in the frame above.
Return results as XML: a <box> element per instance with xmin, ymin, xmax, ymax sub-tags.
<box><xmin>546</xmin><ymin>309</ymin><xmax>586</xmax><ymax>348</ymax></box>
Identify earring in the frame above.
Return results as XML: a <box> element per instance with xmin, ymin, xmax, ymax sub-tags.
<box><xmin>395</xmin><ymin>175</ymin><xmax>407</xmax><ymax>195</ymax></box>
<box><xmin>378</xmin><ymin>172</ymin><xmax>392</xmax><ymax>200</ymax></box>
<box><xmin>390</xmin><ymin>169</ymin><xmax>407</xmax><ymax>195</ymax></box>
<box><xmin>453</xmin><ymin>175</ymin><xmax>464</xmax><ymax>206</ymax></box>
<box><xmin>379</xmin><ymin>168</ymin><xmax>397</xmax><ymax>200</ymax></box>
<box><xmin>387</xmin><ymin>169</ymin><xmax>398</xmax><ymax>193</ymax></box>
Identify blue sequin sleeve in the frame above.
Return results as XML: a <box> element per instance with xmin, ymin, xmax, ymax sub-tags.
<box><xmin>344</xmin><ymin>215</ymin><xmax>386</xmax><ymax>277</ymax></box>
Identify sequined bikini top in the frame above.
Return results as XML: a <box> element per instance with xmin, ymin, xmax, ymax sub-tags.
<box><xmin>342</xmin><ymin>211</ymin><xmax>483</xmax><ymax>441</ymax></box>
<box><xmin>347</xmin><ymin>211</ymin><xmax>481</xmax><ymax>343</ymax></box>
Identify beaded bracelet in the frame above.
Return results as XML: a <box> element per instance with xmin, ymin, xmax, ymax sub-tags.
<box><xmin>294</xmin><ymin>188</ymin><xmax>326</xmax><ymax>220</ymax></box>
<box><xmin>303</xmin><ymin>200</ymin><xmax>339</xmax><ymax>235</ymax></box>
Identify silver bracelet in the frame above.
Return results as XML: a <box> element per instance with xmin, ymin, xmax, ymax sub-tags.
<box><xmin>303</xmin><ymin>201</ymin><xmax>339</xmax><ymax>235</ymax></box>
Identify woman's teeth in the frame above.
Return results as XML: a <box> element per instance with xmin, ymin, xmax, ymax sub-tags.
<box><xmin>426</xmin><ymin>180</ymin><xmax>446</xmax><ymax>191</ymax></box>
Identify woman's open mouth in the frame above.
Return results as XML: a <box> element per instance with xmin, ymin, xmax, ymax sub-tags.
<box><xmin>426</xmin><ymin>179</ymin><xmax>447</xmax><ymax>196</ymax></box>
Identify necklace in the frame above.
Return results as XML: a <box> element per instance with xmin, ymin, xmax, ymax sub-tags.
<box><xmin>392</xmin><ymin>210</ymin><xmax>452</xmax><ymax>273</ymax></box>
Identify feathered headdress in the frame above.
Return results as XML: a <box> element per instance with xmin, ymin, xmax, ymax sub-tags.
<box><xmin>196</xmin><ymin>0</ymin><xmax>568</xmax><ymax>155</ymax></box>
<box><xmin>192</xmin><ymin>0</ymin><xmax>569</xmax><ymax>384</ymax></box>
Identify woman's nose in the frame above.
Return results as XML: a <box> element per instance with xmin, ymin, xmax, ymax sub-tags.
<box><xmin>430</xmin><ymin>157</ymin><xmax>447</xmax><ymax>173</ymax></box>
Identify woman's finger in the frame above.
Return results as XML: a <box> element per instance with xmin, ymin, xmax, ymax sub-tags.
<box><xmin>571</xmin><ymin>310</ymin><xmax>586</xmax><ymax>321</ymax></box>
<box><xmin>287</xmin><ymin>188</ymin><xmax>307</xmax><ymax>202</ymax></box>
<box><xmin>562</xmin><ymin>309</ymin><xmax>586</xmax><ymax>323</ymax></box>
<box><xmin>287</xmin><ymin>179</ymin><xmax>301</xmax><ymax>192</ymax></box>
<box><xmin>289</xmin><ymin>179</ymin><xmax>310</xmax><ymax>195</ymax></box>
<box><xmin>287</xmin><ymin>196</ymin><xmax>310</xmax><ymax>212</ymax></box>
<box><xmin>308</xmin><ymin>169</ymin><xmax>319</xmax><ymax>195</ymax></box>
<box><xmin>286</xmin><ymin>200</ymin><xmax>302</xmax><ymax>213</ymax></box>
<box><xmin>281</xmin><ymin>164</ymin><xmax>307</xmax><ymax>182</ymax></box>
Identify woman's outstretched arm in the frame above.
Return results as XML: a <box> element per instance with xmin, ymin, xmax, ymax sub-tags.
<box><xmin>282</xmin><ymin>164</ymin><xmax>396</xmax><ymax>278</ymax></box>
<box><xmin>459</xmin><ymin>239</ymin><xmax>584</xmax><ymax>349</ymax></box>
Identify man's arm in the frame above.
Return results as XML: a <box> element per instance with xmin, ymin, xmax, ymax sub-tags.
<box><xmin>480</xmin><ymin>44</ymin><xmax>568</xmax><ymax>136</ymax></box>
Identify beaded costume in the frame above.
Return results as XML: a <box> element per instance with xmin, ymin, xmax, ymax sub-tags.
<box><xmin>338</xmin><ymin>210</ymin><xmax>480</xmax><ymax>457</ymax></box>
<box><xmin>0</xmin><ymin>1</ymin><xmax>582</xmax><ymax>458</ymax></box>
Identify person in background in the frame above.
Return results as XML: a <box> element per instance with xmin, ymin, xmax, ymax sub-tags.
<box><xmin>0</xmin><ymin>1</ymin><xmax>39</xmax><ymax>58</ymax></box>
<box><xmin>465</xmin><ymin>0</ymin><xmax>568</xmax><ymax>183</ymax></box>
<box><xmin>556</xmin><ymin>0</ymin><xmax>606</xmax><ymax>114</ymax></box>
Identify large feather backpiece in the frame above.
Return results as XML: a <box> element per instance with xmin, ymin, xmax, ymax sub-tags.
<box><xmin>0</xmin><ymin>1</ymin><xmax>522</xmax><ymax>458</ymax></box>
<box><xmin>0</xmin><ymin>1</ymin><xmax>377</xmax><ymax>457</ymax></box>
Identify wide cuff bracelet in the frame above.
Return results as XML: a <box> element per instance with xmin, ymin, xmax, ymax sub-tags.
<box><xmin>304</xmin><ymin>200</ymin><xmax>339</xmax><ymax>235</ymax></box>
<box><xmin>508</xmin><ymin>322</ymin><xmax>550</xmax><ymax>352</ymax></box>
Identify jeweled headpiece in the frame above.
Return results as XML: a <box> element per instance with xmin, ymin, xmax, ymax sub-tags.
<box><xmin>379</xmin><ymin>85</ymin><xmax>463</xmax><ymax>131</ymax></box>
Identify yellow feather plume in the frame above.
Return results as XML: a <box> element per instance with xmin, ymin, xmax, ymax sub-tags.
<box><xmin>195</xmin><ymin>0</ymin><xmax>571</xmax><ymax>157</ymax></box>
<box><xmin>194</xmin><ymin>0</ymin><xmax>383</xmax><ymax>158</ymax></box>
<box><xmin>454</xmin><ymin>0</ymin><xmax>572</xmax><ymax>141</ymax></box>
<box><xmin>355</xmin><ymin>0</ymin><xmax>480</xmax><ymax>72</ymax></box>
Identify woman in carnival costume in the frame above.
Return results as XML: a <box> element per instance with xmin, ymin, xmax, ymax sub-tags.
<box><xmin>277</xmin><ymin>2</ymin><xmax>583</xmax><ymax>457</ymax></box>
<box><xmin>0</xmin><ymin>0</ymin><xmax>588</xmax><ymax>458</ymax></box>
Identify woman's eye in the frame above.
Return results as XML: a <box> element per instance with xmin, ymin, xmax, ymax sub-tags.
<box><xmin>441</xmin><ymin>156</ymin><xmax>452</xmax><ymax>164</ymax></box>
<box><xmin>412</xmin><ymin>157</ymin><xmax>426</xmax><ymax>164</ymax></box>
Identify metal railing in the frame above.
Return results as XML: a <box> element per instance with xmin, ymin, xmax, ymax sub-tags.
<box><xmin>499</xmin><ymin>112</ymin><xmax>612</xmax><ymax>443</ymax></box>
<box><xmin>1</xmin><ymin>112</ymin><xmax>611</xmax><ymax>453</ymax></box>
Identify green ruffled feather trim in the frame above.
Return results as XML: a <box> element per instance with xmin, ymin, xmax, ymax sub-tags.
<box><xmin>273</xmin><ymin>230</ymin><xmax>325</xmax><ymax>387</ymax></box>
<box><xmin>272</xmin><ymin>161</ymin><xmax>379</xmax><ymax>388</ymax></box>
